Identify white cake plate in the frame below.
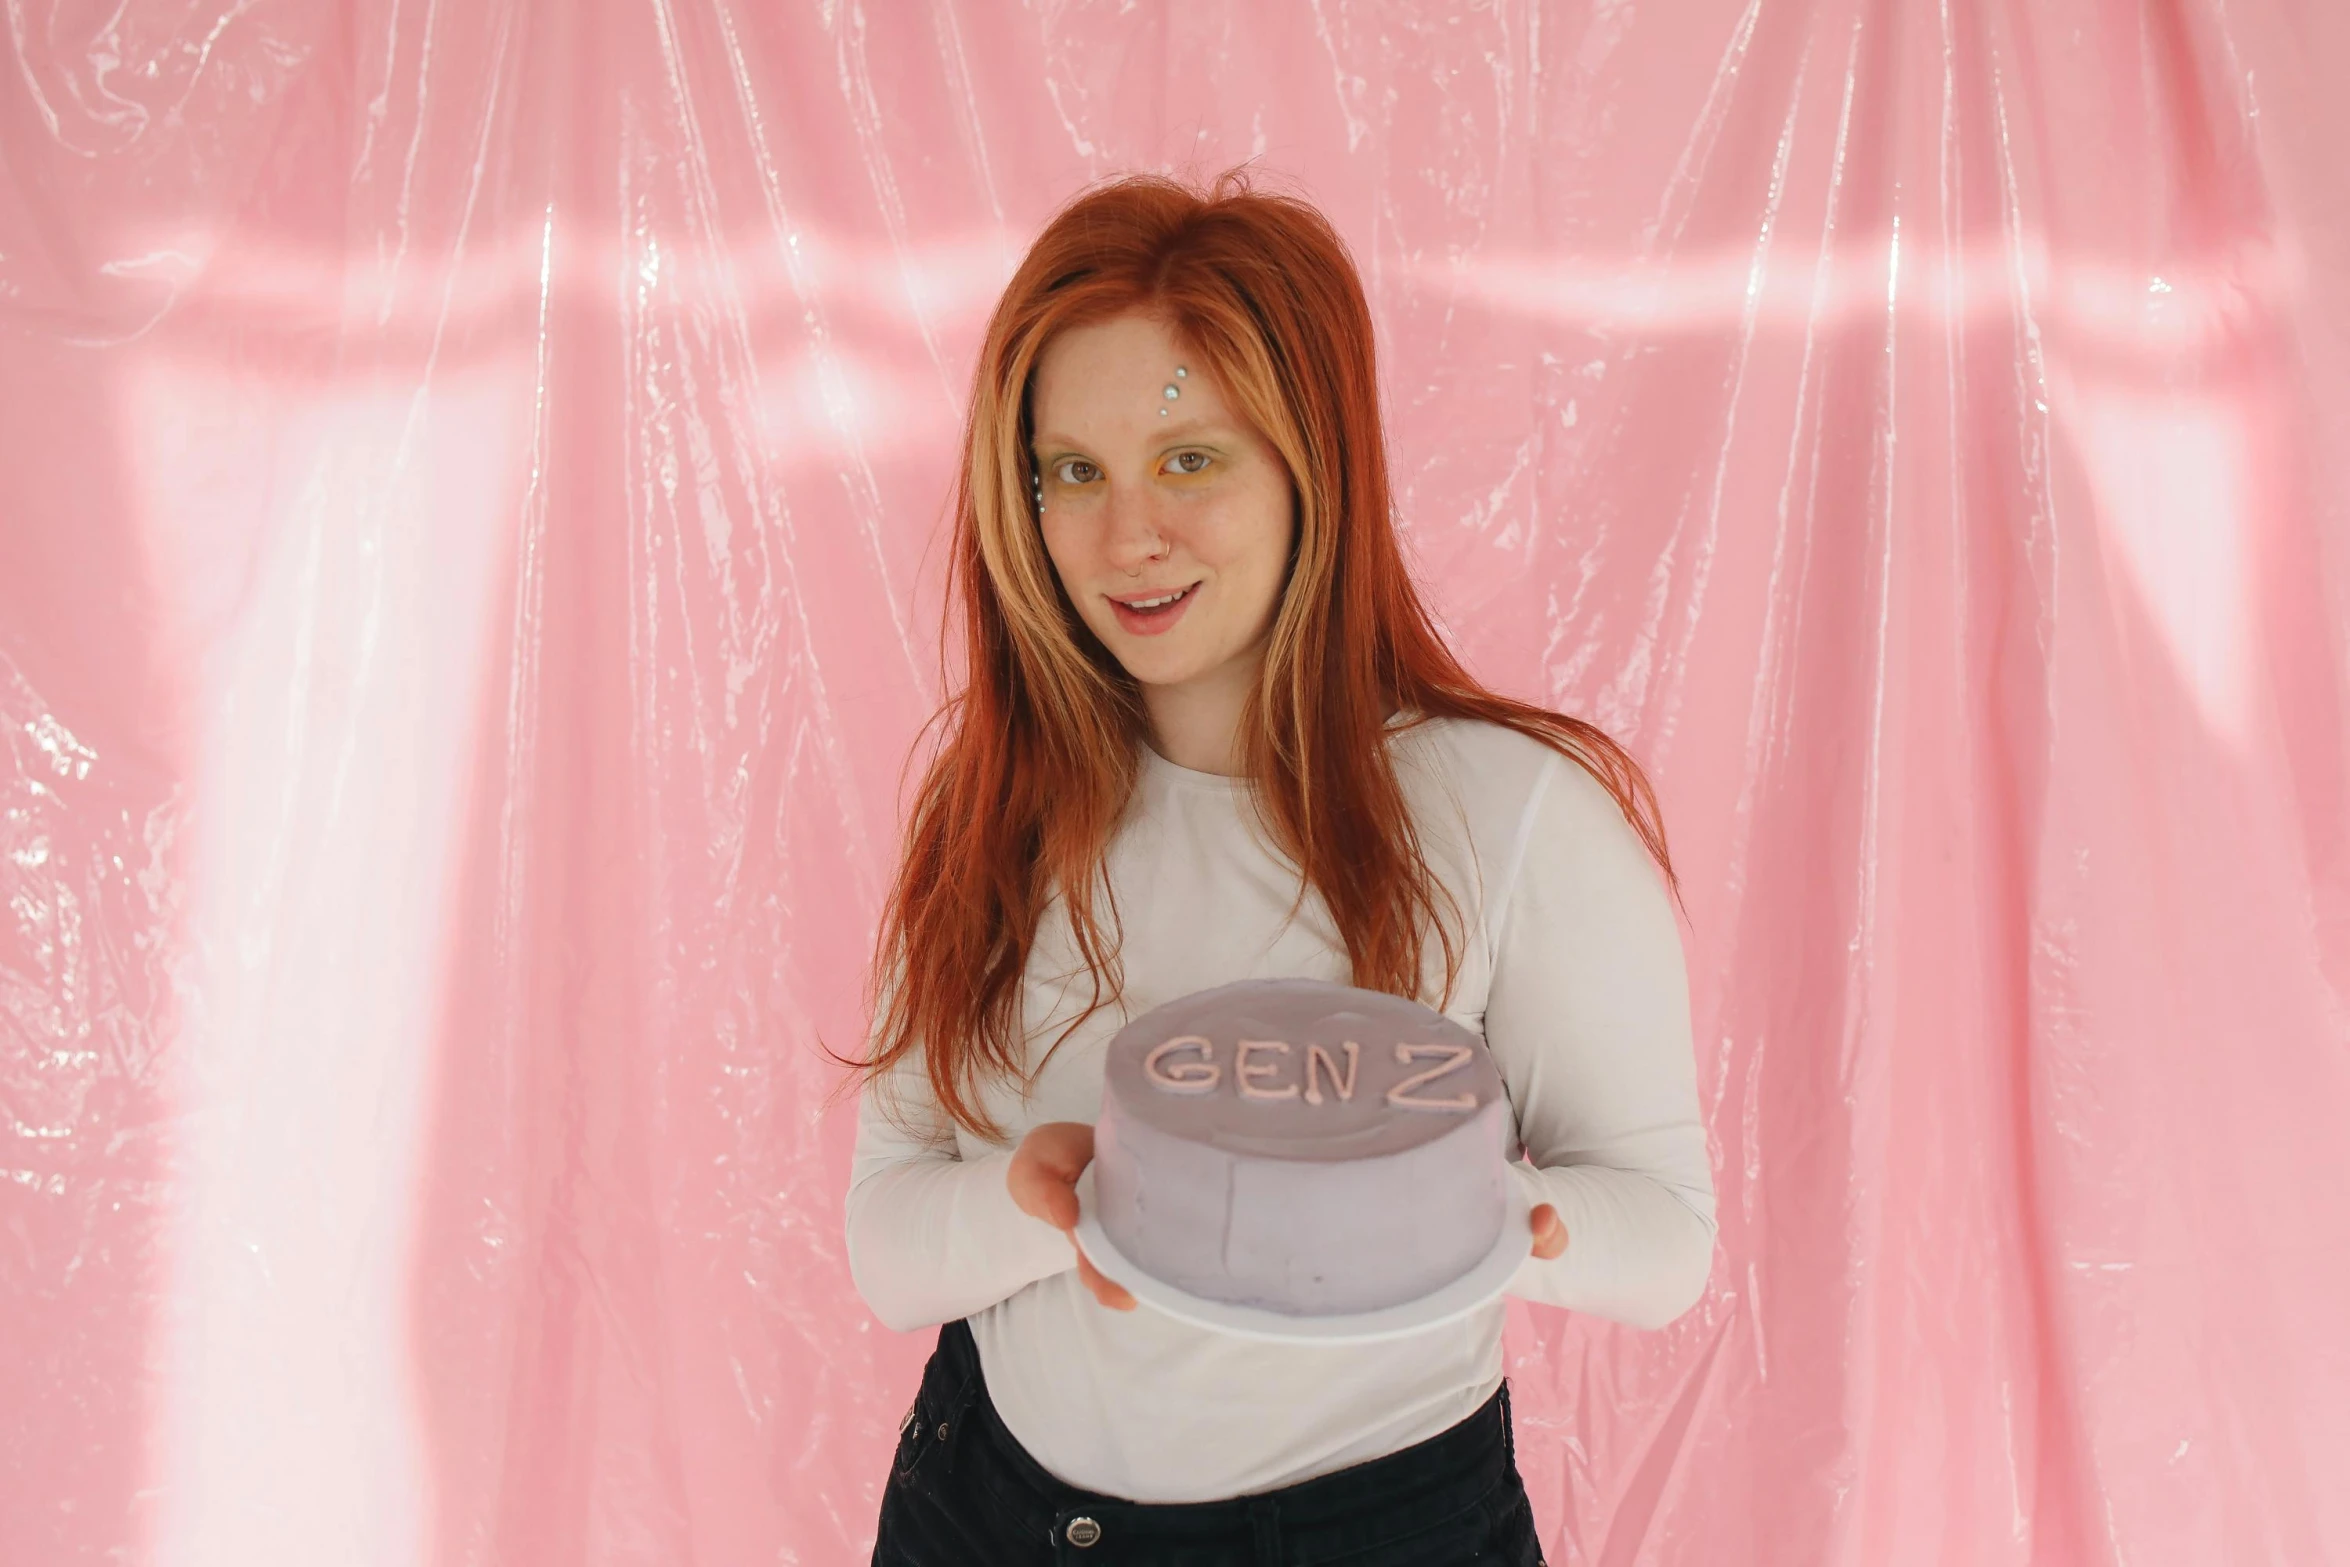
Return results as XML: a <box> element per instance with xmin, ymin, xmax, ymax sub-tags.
<box><xmin>1069</xmin><ymin>1165</ymin><xmax>1534</xmax><ymax>1345</ymax></box>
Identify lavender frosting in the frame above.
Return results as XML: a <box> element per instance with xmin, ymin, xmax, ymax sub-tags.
<box><xmin>1092</xmin><ymin>977</ymin><xmax>1513</xmax><ymax>1317</ymax></box>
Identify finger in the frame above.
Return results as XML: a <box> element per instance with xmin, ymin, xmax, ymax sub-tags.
<box><xmin>1078</xmin><ymin>1252</ymin><xmax>1133</xmax><ymax>1309</ymax></box>
<box><xmin>1074</xmin><ymin>1246</ymin><xmax>1136</xmax><ymax>1310</ymax></box>
<box><xmin>1010</xmin><ymin>1125</ymin><xmax>1096</xmax><ymax>1230</ymax></box>
<box><xmin>1026</xmin><ymin>1122</ymin><xmax>1097</xmax><ymax>1181</ymax></box>
<box><xmin>1007</xmin><ymin>1169</ymin><xmax>1070</xmax><ymax>1231</ymax></box>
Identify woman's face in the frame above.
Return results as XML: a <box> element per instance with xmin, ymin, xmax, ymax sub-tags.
<box><xmin>1028</xmin><ymin>311</ymin><xmax>1297</xmax><ymax>708</ymax></box>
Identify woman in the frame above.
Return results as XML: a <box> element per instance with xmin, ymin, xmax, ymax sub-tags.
<box><xmin>832</xmin><ymin>165</ymin><xmax>1717</xmax><ymax>1565</ymax></box>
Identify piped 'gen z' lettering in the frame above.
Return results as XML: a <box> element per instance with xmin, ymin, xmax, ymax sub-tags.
<box><xmin>1302</xmin><ymin>1041</ymin><xmax>1357</xmax><ymax>1106</ymax></box>
<box><xmin>1235</xmin><ymin>1040</ymin><xmax>1298</xmax><ymax>1100</ymax></box>
<box><xmin>1383</xmin><ymin>1043</ymin><xmax>1479</xmax><ymax>1111</ymax></box>
<box><xmin>1139</xmin><ymin>1035</ymin><xmax>1478</xmax><ymax>1115</ymax></box>
<box><xmin>1143</xmin><ymin>1035</ymin><xmax>1219</xmax><ymax>1094</ymax></box>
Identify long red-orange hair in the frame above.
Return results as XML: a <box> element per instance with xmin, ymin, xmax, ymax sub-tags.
<box><xmin>826</xmin><ymin>164</ymin><xmax>1680</xmax><ymax>1144</ymax></box>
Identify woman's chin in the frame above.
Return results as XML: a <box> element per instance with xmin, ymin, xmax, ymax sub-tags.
<box><xmin>1116</xmin><ymin>652</ymin><xmax>1202</xmax><ymax>689</ymax></box>
<box><xmin>1105</xmin><ymin>626</ymin><xmax>1270</xmax><ymax>696</ymax></box>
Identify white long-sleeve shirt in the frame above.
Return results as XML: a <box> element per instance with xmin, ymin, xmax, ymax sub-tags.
<box><xmin>843</xmin><ymin>714</ymin><xmax>1717</xmax><ymax>1503</ymax></box>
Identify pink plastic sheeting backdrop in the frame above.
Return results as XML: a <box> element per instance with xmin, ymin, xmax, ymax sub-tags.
<box><xmin>4</xmin><ymin>0</ymin><xmax>2349</xmax><ymax>1562</ymax></box>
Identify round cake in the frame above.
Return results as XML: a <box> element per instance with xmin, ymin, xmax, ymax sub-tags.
<box><xmin>1091</xmin><ymin>977</ymin><xmax>1515</xmax><ymax>1318</ymax></box>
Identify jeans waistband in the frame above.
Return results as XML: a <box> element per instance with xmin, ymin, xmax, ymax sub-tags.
<box><xmin>927</xmin><ymin>1316</ymin><xmax>1517</xmax><ymax>1556</ymax></box>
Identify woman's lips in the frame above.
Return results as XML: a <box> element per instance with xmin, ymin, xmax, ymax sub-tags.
<box><xmin>1108</xmin><ymin>581</ymin><xmax>1200</xmax><ymax>636</ymax></box>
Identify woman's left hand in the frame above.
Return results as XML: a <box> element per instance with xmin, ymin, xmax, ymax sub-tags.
<box><xmin>1530</xmin><ymin>1203</ymin><xmax>1567</xmax><ymax>1260</ymax></box>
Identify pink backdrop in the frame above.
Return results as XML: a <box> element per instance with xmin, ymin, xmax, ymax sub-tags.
<box><xmin>5</xmin><ymin>2</ymin><xmax>2348</xmax><ymax>1562</ymax></box>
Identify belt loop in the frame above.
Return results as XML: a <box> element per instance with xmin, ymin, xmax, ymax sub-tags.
<box><xmin>1248</xmin><ymin>1495</ymin><xmax>1282</xmax><ymax>1563</ymax></box>
<box><xmin>938</xmin><ymin>1351</ymin><xmax>984</xmax><ymax>1479</ymax></box>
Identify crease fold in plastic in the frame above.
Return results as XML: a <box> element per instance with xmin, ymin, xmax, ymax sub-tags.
<box><xmin>2</xmin><ymin>1</ymin><xmax>2346</xmax><ymax>1563</ymax></box>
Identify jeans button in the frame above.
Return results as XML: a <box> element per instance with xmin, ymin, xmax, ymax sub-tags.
<box><xmin>1065</xmin><ymin>1516</ymin><xmax>1103</xmax><ymax>1547</ymax></box>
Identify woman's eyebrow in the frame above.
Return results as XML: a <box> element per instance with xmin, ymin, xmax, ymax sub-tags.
<box><xmin>1033</xmin><ymin>418</ymin><xmax>1225</xmax><ymax>450</ymax></box>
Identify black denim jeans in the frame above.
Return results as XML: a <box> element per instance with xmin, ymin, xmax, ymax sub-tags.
<box><xmin>872</xmin><ymin>1317</ymin><xmax>1547</xmax><ymax>1566</ymax></box>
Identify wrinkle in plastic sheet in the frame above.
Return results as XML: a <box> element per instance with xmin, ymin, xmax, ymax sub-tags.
<box><xmin>3</xmin><ymin>2</ymin><xmax>2347</xmax><ymax>1564</ymax></box>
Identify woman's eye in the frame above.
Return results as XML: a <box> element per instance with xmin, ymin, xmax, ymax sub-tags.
<box><xmin>1044</xmin><ymin>453</ymin><xmax>1208</xmax><ymax>485</ymax></box>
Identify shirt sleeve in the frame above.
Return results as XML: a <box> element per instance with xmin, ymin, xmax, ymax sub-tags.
<box><xmin>1485</xmin><ymin>749</ymin><xmax>1718</xmax><ymax>1330</ymax></box>
<box><xmin>841</xmin><ymin>1010</ymin><xmax>1079</xmax><ymax>1334</ymax></box>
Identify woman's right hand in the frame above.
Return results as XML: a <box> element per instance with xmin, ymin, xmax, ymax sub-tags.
<box><xmin>1007</xmin><ymin>1121</ymin><xmax>1138</xmax><ymax>1312</ymax></box>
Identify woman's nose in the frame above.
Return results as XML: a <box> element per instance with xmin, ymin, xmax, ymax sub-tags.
<box><xmin>1101</xmin><ymin>490</ymin><xmax>1169</xmax><ymax>568</ymax></box>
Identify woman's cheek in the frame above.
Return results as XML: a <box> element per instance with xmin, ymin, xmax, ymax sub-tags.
<box><xmin>1040</xmin><ymin>519</ymin><xmax>1099</xmax><ymax>593</ymax></box>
